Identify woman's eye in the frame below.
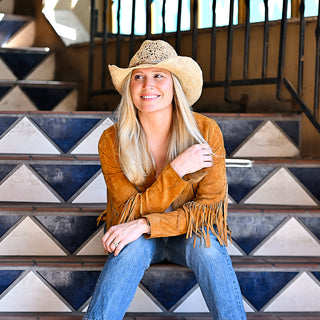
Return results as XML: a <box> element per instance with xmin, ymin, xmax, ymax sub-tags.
<box><xmin>134</xmin><ymin>74</ymin><xmax>143</xmax><ymax>80</ymax></box>
<box><xmin>155</xmin><ymin>74</ymin><xmax>163</xmax><ymax>78</ymax></box>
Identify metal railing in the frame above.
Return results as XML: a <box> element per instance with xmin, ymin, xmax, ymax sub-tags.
<box><xmin>88</xmin><ymin>0</ymin><xmax>320</xmax><ymax>133</ymax></box>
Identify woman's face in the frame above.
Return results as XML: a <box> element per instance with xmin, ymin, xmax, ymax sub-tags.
<box><xmin>130</xmin><ymin>67</ymin><xmax>174</xmax><ymax>115</ymax></box>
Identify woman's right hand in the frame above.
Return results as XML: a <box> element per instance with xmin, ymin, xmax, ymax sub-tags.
<box><xmin>170</xmin><ymin>144</ymin><xmax>213</xmax><ymax>178</ymax></box>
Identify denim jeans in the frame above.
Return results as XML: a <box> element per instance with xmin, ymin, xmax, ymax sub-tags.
<box><xmin>83</xmin><ymin>231</ymin><xmax>247</xmax><ymax>320</ymax></box>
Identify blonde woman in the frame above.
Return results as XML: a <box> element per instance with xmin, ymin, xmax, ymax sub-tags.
<box><xmin>84</xmin><ymin>40</ymin><xmax>246</xmax><ymax>320</ymax></box>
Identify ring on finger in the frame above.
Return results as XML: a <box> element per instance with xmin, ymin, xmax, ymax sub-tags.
<box><xmin>112</xmin><ymin>240</ymin><xmax>120</xmax><ymax>248</ymax></box>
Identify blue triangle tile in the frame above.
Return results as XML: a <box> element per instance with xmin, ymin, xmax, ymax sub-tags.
<box><xmin>30</xmin><ymin>164</ymin><xmax>101</xmax><ymax>201</ymax></box>
<box><xmin>20</xmin><ymin>86</ymin><xmax>73</xmax><ymax>111</ymax></box>
<box><xmin>236</xmin><ymin>271</ymin><xmax>297</xmax><ymax>310</ymax></box>
<box><xmin>288</xmin><ymin>168</ymin><xmax>320</xmax><ymax>201</ymax></box>
<box><xmin>0</xmin><ymin>116</ymin><xmax>17</xmax><ymax>136</ymax></box>
<box><xmin>0</xmin><ymin>20</ymin><xmax>27</xmax><ymax>45</ymax></box>
<box><xmin>226</xmin><ymin>166</ymin><xmax>275</xmax><ymax>203</ymax></box>
<box><xmin>312</xmin><ymin>272</ymin><xmax>320</xmax><ymax>282</ymax></box>
<box><xmin>0</xmin><ymin>86</ymin><xmax>12</xmax><ymax>100</ymax></box>
<box><xmin>36</xmin><ymin>216</ymin><xmax>100</xmax><ymax>254</ymax></box>
<box><xmin>0</xmin><ymin>164</ymin><xmax>16</xmax><ymax>182</ymax></box>
<box><xmin>299</xmin><ymin>217</ymin><xmax>320</xmax><ymax>241</ymax></box>
<box><xmin>228</xmin><ymin>216</ymin><xmax>286</xmax><ymax>254</ymax></box>
<box><xmin>0</xmin><ymin>270</ymin><xmax>24</xmax><ymax>295</ymax></box>
<box><xmin>0</xmin><ymin>215</ymin><xmax>22</xmax><ymax>238</ymax></box>
<box><xmin>216</xmin><ymin>120</ymin><xmax>263</xmax><ymax>156</ymax></box>
<box><xmin>38</xmin><ymin>270</ymin><xmax>100</xmax><ymax>310</ymax></box>
<box><xmin>275</xmin><ymin>120</ymin><xmax>300</xmax><ymax>146</ymax></box>
<box><xmin>0</xmin><ymin>51</ymin><xmax>48</xmax><ymax>79</ymax></box>
<box><xmin>31</xmin><ymin>117</ymin><xmax>100</xmax><ymax>153</ymax></box>
<box><xmin>141</xmin><ymin>269</ymin><xmax>197</xmax><ymax>310</ymax></box>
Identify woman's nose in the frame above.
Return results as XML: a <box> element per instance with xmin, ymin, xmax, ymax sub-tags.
<box><xmin>143</xmin><ymin>77</ymin><xmax>154</xmax><ymax>89</ymax></box>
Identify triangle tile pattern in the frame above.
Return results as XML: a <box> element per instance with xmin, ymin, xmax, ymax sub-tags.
<box><xmin>0</xmin><ymin>86</ymin><xmax>12</xmax><ymax>99</ymax></box>
<box><xmin>312</xmin><ymin>272</ymin><xmax>320</xmax><ymax>282</ymax></box>
<box><xmin>0</xmin><ymin>165</ymin><xmax>60</xmax><ymax>202</ymax></box>
<box><xmin>173</xmin><ymin>287</ymin><xmax>209</xmax><ymax>312</ymax></box>
<box><xmin>0</xmin><ymin>50</ymin><xmax>48</xmax><ymax>79</ymax></box>
<box><xmin>36</xmin><ymin>216</ymin><xmax>100</xmax><ymax>254</ymax></box>
<box><xmin>141</xmin><ymin>269</ymin><xmax>197</xmax><ymax>310</ymax></box>
<box><xmin>26</xmin><ymin>53</ymin><xmax>55</xmax><ymax>81</ymax></box>
<box><xmin>0</xmin><ymin>217</ymin><xmax>66</xmax><ymax>255</ymax></box>
<box><xmin>0</xmin><ymin>59</ymin><xmax>16</xmax><ymax>79</ymax></box>
<box><xmin>233</xmin><ymin>121</ymin><xmax>299</xmax><ymax>157</ymax></box>
<box><xmin>0</xmin><ymin>116</ymin><xmax>17</xmax><ymax>136</ymax></box>
<box><xmin>288</xmin><ymin>167</ymin><xmax>320</xmax><ymax>202</ymax></box>
<box><xmin>30</xmin><ymin>164</ymin><xmax>101</xmax><ymax>201</ymax></box>
<box><xmin>0</xmin><ymin>164</ymin><xmax>15</xmax><ymax>181</ymax></box>
<box><xmin>226</xmin><ymin>166</ymin><xmax>274</xmax><ymax>203</ymax></box>
<box><xmin>20</xmin><ymin>86</ymin><xmax>73</xmax><ymax>111</ymax></box>
<box><xmin>31</xmin><ymin>117</ymin><xmax>100</xmax><ymax>153</ymax></box>
<box><xmin>72</xmin><ymin>173</ymin><xmax>106</xmax><ymax>203</ymax></box>
<box><xmin>0</xmin><ymin>270</ymin><xmax>23</xmax><ymax>295</ymax></box>
<box><xmin>76</xmin><ymin>228</ymin><xmax>105</xmax><ymax>255</ymax></box>
<box><xmin>275</xmin><ymin>120</ymin><xmax>300</xmax><ymax>146</ymax></box>
<box><xmin>244</xmin><ymin>168</ymin><xmax>318</xmax><ymax>206</ymax></box>
<box><xmin>299</xmin><ymin>217</ymin><xmax>320</xmax><ymax>241</ymax></box>
<box><xmin>38</xmin><ymin>270</ymin><xmax>100</xmax><ymax>311</ymax></box>
<box><xmin>228</xmin><ymin>216</ymin><xmax>286</xmax><ymax>254</ymax></box>
<box><xmin>0</xmin><ymin>86</ymin><xmax>37</xmax><ymax>111</ymax></box>
<box><xmin>0</xmin><ymin>271</ymin><xmax>71</xmax><ymax>312</ymax></box>
<box><xmin>253</xmin><ymin>218</ymin><xmax>320</xmax><ymax>256</ymax></box>
<box><xmin>0</xmin><ymin>117</ymin><xmax>60</xmax><ymax>154</ymax></box>
<box><xmin>226</xmin><ymin>241</ymin><xmax>244</xmax><ymax>256</ymax></box>
<box><xmin>216</xmin><ymin>119</ymin><xmax>262</xmax><ymax>156</ymax></box>
<box><xmin>236</xmin><ymin>271</ymin><xmax>297</xmax><ymax>311</ymax></box>
<box><xmin>71</xmin><ymin>117</ymin><xmax>114</xmax><ymax>154</ymax></box>
<box><xmin>0</xmin><ymin>20</ymin><xmax>27</xmax><ymax>46</ymax></box>
<box><xmin>127</xmin><ymin>286</ymin><xmax>163</xmax><ymax>312</ymax></box>
<box><xmin>264</xmin><ymin>273</ymin><xmax>320</xmax><ymax>312</ymax></box>
<box><xmin>0</xmin><ymin>215</ymin><xmax>21</xmax><ymax>238</ymax></box>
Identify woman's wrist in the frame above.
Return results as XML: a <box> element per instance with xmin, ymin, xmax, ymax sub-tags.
<box><xmin>139</xmin><ymin>218</ymin><xmax>151</xmax><ymax>234</ymax></box>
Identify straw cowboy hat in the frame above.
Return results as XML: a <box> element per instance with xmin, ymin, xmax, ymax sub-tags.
<box><xmin>108</xmin><ymin>40</ymin><xmax>203</xmax><ymax>106</ymax></box>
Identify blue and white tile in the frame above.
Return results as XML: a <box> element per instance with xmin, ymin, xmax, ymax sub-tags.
<box><xmin>244</xmin><ymin>167</ymin><xmax>318</xmax><ymax>206</ymax></box>
<box><xmin>233</xmin><ymin>121</ymin><xmax>299</xmax><ymax>158</ymax></box>
<box><xmin>76</xmin><ymin>227</ymin><xmax>105</xmax><ymax>255</ymax></box>
<box><xmin>0</xmin><ymin>271</ymin><xmax>71</xmax><ymax>312</ymax></box>
<box><xmin>71</xmin><ymin>117</ymin><xmax>114</xmax><ymax>154</ymax></box>
<box><xmin>26</xmin><ymin>53</ymin><xmax>55</xmax><ymax>81</ymax></box>
<box><xmin>0</xmin><ymin>58</ymin><xmax>16</xmax><ymax>80</ymax></box>
<box><xmin>264</xmin><ymin>273</ymin><xmax>320</xmax><ymax>312</ymax></box>
<box><xmin>72</xmin><ymin>173</ymin><xmax>106</xmax><ymax>203</ymax></box>
<box><xmin>0</xmin><ymin>165</ymin><xmax>60</xmax><ymax>202</ymax></box>
<box><xmin>226</xmin><ymin>240</ymin><xmax>244</xmax><ymax>256</ymax></box>
<box><xmin>53</xmin><ymin>89</ymin><xmax>77</xmax><ymax>112</ymax></box>
<box><xmin>0</xmin><ymin>86</ymin><xmax>37</xmax><ymax>111</ymax></box>
<box><xmin>0</xmin><ymin>117</ymin><xmax>60</xmax><ymax>153</ymax></box>
<box><xmin>253</xmin><ymin>218</ymin><xmax>320</xmax><ymax>256</ymax></box>
<box><xmin>0</xmin><ymin>216</ymin><xmax>66</xmax><ymax>255</ymax></box>
<box><xmin>127</xmin><ymin>286</ymin><xmax>162</xmax><ymax>312</ymax></box>
<box><xmin>5</xmin><ymin>20</ymin><xmax>35</xmax><ymax>48</ymax></box>
<box><xmin>173</xmin><ymin>286</ymin><xmax>209</xmax><ymax>312</ymax></box>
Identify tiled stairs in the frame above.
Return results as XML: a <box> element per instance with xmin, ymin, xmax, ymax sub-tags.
<box><xmin>0</xmin><ymin>12</ymin><xmax>77</xmax><ymax>112</ymax></box>
<box><xmin>0</xmin><ymin>112</ymin><xmax>319</xmax><ymax>319</ymax></box>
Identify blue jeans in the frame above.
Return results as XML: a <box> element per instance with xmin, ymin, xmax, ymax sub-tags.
<box><xmin>84</xmin><ymin>231</ymin><xmax>246</xmax><ymax>320</ymax></box>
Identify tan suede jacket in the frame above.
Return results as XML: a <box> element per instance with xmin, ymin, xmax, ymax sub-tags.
<box><xmin>98</xmin><ymin>113</ymin><xmax>229</xmax><ymax>247</ymax></box>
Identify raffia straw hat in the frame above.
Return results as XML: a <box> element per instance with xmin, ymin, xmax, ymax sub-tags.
<box><xmin>108</xmin><ymin>40</ymin><xmax>203</xmax><ymax>106</ymax></box>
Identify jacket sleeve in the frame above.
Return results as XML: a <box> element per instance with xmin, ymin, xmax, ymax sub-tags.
<box><xmin>98</xmin><ymin>126</ymin><xmax>190</xmax><ymax>224</ymax></box>
<box><xmin>144</xmin><ymin>119</ymin><xmax>229</xmax><ymax>246</ymax></box>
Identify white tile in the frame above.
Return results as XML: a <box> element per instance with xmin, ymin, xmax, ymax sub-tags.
<box><xmin>127</xmin><ymin>286</ymin><xmax>162</xmax><ymax>312</ymax></box>
<box><xmin>0</xmin><ymin>216</ymin><xmax>66</xmax><ymax>256</ymax></box>
<box><xmin>244</xmin><ymin>167</ymin><xmax>318</xmax><ymax>206</ymax></box>
<box><xmin>234</xmin><ymin>121</ymin><xmax>299</xmax><ymax>157</ymax></box>
<box><xmin>0</xmin><ymin>0</ymin><xmax>14</xmax><ymax>13</ymax></box>
<box><xmin>76</xmin><ymin>228</ymin><xmax>105</xmax><ymax>256</ymax></box>
<box><xmin>173</xmin><ymin>287</ymin><xmax>209</xmax><ymax>312</ymax></box>
<box><xmin>71</xmin><ymin>118</ymin><xmax>114</xmax><ymax>154</ymax></box>
<box><xmin>228</xmin><ymin>195</ymin><xmax>234</xmax><ymax>204</ymax></box>
<box><xmin>72</xmin><ymin>173</ymin><xmax>106</xmax><ymax>203</ymax></box>
<box><xmin>253</xmin><ymin>218</ymin><xmax>320</xmax><ymax>256</ymax></box>
<box><xmin>0</xmin><ymin>117</ymin><xmax>60</xmax><ymax>154</ymax></box>
<box><xmin>53</xmin><ymin>89</ymin><xmax>77</xmax><ymax>112</ymax></box>
<box><xmin>0</xmin><ymin>86</ymin><xmax>37</xmax><ymax>111</ymax></box>
<box><xmin>5</xmin><ymin>21</ymin><xmax>36</xmax><ymax>48</ymax></box>
<box><xmin>0</xmin><ymin>165</ymin><xmax>60</xmax><ymax>203</ymax></box>
<box><xmin>264</xmin><ymin>273</ymin><xmax>320</xmax><ymax>312</ymax></box>
<box><xmin>0</xmin><ymin>58</ymin><xmax>16</xmax><ymax>80</ymax></box>
<box><xmin>0</xmin><ymin>271</ymin><xmax>71</xmax><ymax>312</ymax></box>
<box><xmin>226</xmin><ymin>241</ymin><xmax>244</xmax><ymax>256</ymax></box>
<box><xmin>243</xmin><ymin>299</ymin><xmax>255</xmax><ymax>312</ymax></box>
<box><xmin>26</xmin><ymin>53</ymin><xmax>55</xmax><ymax>81</ymax></box>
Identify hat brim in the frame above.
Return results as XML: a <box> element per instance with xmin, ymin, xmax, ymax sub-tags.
<box><xmin>108</xmin><ymin>56</ymin><xmax>203</xmax><ymax>106</ymax></box>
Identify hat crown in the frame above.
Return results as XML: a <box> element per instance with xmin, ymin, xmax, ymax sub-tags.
<box><xmin>129</xmin><ymin>40</ymin><xmax>177</xmax><ymax>67</ymax></box>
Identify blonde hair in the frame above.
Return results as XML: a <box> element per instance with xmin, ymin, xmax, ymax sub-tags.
<box><xmin>116</xmin><ymin>72</ymin><xmax>207</xmax><ymax>186</ymax></box>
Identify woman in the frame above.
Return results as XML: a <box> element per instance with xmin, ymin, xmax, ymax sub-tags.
<box><xmin>84</xmin><ymin>40</ymin><xmax>246</xmax><ymax>320</ymax></box>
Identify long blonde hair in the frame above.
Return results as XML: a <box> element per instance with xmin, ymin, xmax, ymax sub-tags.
<box><xmin>116</xmin><ymin>72</ymin><xmax>207</xmax><ymax>186</ymax></box>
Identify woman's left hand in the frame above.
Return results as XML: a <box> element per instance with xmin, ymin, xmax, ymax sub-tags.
<box><xmin>102</xmin><ymin>218</ymin><xmax>151</xmax><ymax>256</ymax></box>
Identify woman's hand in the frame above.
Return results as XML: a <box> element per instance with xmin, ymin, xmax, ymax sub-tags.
<box><xmin>170</xmin><ymin>143</ymin><xmax>213</xmax><ymax>178</ymax></box>
<box><xmin>102</xmin><ymin>218</ymin><xmax>151</xmax><ymax>256</ymax></box>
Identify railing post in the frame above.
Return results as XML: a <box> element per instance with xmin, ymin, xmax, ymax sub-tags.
<box><xmin>210</xmin><ymin>0</ymin><xmax>217</xmax><ymax>81</ymax></box>
<box><xmin>243</xmin><ymin>0</ymin><xmax>250</xmax><ymax>79</ymax></box>
<box><xmin>192</xmin><ymin>0</ymin><xmax>198</xmax><ymax>59</ymax></box>
<box><xmin>314</xmin><ymin>1</ymin><xmax>320</xmax><ymax>121</ymax></box>
<box><xmin>262</xmin><ymin>0</ymin><xmax>269</xmax><ymax>78</ymax></box>
<box><xmin>298</xmin><ymin>0</ymin><xmax>305</xmax><ymax>96</ymax></box>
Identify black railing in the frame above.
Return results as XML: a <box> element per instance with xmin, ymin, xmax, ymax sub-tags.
<box><xmin>88</xmin><ymin>0</ymin><xmax>320</xmax><ymax>133</ymax></box>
